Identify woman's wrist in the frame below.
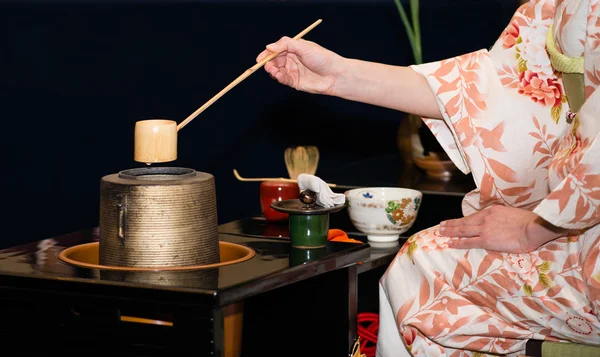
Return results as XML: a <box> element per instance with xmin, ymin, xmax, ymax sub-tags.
<box><xmin>329</xmin><ymin>57</ymin><xmax>359</xmax><ymax>99</ymax></box>
<box><xmin>523</xmin><ymin>215</ymin><xmax>571</xmax><ymax>251</ymax></box>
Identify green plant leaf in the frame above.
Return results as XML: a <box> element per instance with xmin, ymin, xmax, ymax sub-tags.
<box><xmin>523</xmin><ymin>284</ymin><xmax>533</xmax><ymax>296</ymax></box>
<box><xmin>409</xmin><ymin>0</ymin><xmax>422</xmax><ymax>64</ymax></box>
<box><xmin>393</xmin><ymin>0</ymin><xmax>419</xmax><ymax>64</ymax></box>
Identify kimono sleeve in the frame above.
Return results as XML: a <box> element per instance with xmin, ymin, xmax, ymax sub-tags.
<box><xmin>409</xmin><ymin>50</ymin><xmax>501</xmax><ymax>175</ymax></box>
<box><xmin>533</xmin><ymin>89</ymin><xmax>600</xmax><ymax>230</ymax></box>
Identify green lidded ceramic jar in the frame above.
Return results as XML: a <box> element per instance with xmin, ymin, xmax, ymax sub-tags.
<box><xmin>271</xmin><ymin>190</ymin><xmax>345</xmax><ymax>249</ymax></box>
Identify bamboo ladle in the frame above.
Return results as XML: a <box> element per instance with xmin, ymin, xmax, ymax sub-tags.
<box><xmin>134</xmin><ymin>19</ymin><xmax>323</xmax><ymax>164</ymax></box>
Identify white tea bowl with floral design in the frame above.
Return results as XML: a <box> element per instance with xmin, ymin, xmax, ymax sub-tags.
<box><xmin>344</xmin><ymin>187</ymin><xmax>422</xmax><ymax>242</ymax></box>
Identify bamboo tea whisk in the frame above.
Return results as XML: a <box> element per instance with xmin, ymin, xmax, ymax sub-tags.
<box><xmin>284</xmin><ymin>146</ymin><xmax>319</xmax><ymax>180</ymax></box>
<box><xmin>133</xmin><ymin>19</ymin><xmax>323</xmax><ymax>164</ymax></box>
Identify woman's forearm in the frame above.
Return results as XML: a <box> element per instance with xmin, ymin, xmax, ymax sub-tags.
<box><xmin>524</xmin><ymin>216</ymin><xmax>574</xmax><ymax>251</ymax></box>
<box><xmin>331</xmin><ymin>58</ymin><xmax>443</xmax><ymax>120</ymax></box>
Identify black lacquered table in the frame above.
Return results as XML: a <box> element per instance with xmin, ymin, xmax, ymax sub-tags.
<box><xmin>0</xmin><ymin>224</ymin><xmax>370</xmax><ymax>356</ymax></box>
<box><xmin>219</xmin><ymin>216</ymin><xmax>407</xmax><ymax>274</ymax></box>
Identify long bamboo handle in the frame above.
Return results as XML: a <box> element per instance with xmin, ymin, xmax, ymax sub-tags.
<box><xmin>176</xmin><ymin>19</ymin><xmax>323</xmax><ymax>132</ymax></box>
<box><xmin>233</xmin><ymin>169</ymin><xmax>337</xmax><ymax>188</ymax></box>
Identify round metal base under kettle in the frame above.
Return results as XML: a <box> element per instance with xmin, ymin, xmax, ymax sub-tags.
<box><xmin>58</xmin><ymin>241</ymin><xmax>255</xmax><ymax>271</ymax></box>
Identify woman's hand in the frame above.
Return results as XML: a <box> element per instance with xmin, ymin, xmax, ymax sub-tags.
<box><xmin>256</xmin><ymin>36</ymin><xmax>345</xmax><ymax>95</ymax></box>
<box><xmin>440</xmin><ymin>205</ymin><xmax>571</xmax><ymax>253</ymax></box>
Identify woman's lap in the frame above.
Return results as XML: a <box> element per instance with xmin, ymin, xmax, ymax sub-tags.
<box><xmin>377</xmin><ymin>225</ymin><xmax>600</xmax><ymax>357</ymax></box>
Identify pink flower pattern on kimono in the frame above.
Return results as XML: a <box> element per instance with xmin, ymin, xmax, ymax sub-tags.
<box><xmin>419</xmin><ymin>228</ymin><xmax>450</xmax><ymax>251</ymax></box>
<box><xmin>518</xmin><ymin>71</ymin><xmax>563</xmax><ymax>108</ymax></box>
<box><xmin>502</xmin><ymin>19</ymin><xmax>520</xmax><ymax>49</ymax></box>
<box><xmin>515</xmin><ymin>18</ymin><xmax>554</xmax><ymax>79</ymax></box>
<box><xmin>504</xmin><ymin>253</ymin><xmax>550</xmax><ymax>295</ymax></box>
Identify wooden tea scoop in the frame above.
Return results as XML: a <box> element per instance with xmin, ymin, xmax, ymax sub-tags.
<box><xmin>233</xmin><ymin>169</ymin><xmax>337</xmax><ymax>188</ymax></box>
<box><xmin>134</xmin><ymin>19</ymin><xmax>323</xmax><ymax>164</ymax></box>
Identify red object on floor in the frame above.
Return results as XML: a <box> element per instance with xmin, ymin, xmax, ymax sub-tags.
<box><xmin>357</xmin><ymin>312</ymin><xmax>379</xmax><ymax>357</ymax></box>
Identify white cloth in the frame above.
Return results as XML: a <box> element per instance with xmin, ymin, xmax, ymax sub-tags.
<box><xmin>297</xmin><ymin>174</ymin><xmax>345</xmax><ymax>208</ymax></box>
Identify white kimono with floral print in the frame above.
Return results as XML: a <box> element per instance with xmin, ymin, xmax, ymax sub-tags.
<box><xmin>377</xmin><ymin>1</ymin><xmax>600</xmax><ymax>356</ymax></box>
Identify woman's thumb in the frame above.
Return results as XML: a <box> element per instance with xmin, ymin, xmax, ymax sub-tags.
<box><xmin>266</xmin><ymin>36</ymin><xmax>299</xmax><ymax>54</ymax></box>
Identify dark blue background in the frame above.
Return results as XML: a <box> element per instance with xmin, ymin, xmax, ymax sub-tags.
<box><xmin>0</xmin><ymin>0</ymin><xmax>518</xmax><ymax>248</ymax></box>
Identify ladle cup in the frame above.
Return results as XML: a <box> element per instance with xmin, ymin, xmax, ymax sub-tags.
<box><xmin>133</xmin><ymin>19</ymin><xmax>322</xmax><ymax>164</ymax></box>
<box><xmin>134</xmin><ymin>119</ymin><xmax>178</xmax><ymax>163</ymax></box>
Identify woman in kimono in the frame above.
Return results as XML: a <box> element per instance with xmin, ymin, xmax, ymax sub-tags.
<box><xmin>257</xmin><ymin>0</ymin><xmax>600</xmax><ymax>355</ymax></box>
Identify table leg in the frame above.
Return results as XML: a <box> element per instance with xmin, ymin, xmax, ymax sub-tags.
<box><xmin>347</xmin><ymin>264</ymin><xmax>358</xmax><ymax>353</ymax></box>
<box><xmin>212</xmin><ymin>307</ymin><xmax>225</xmax><ymax>357</ymax></box>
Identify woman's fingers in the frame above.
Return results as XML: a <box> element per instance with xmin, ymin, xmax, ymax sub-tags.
<box><xmin>440</xmin><ymin>225</ymin><xmax>482</xmax><ymax>238</ymax></box>
<box><xmin>441</xmin><ymin>209</ymin><xmax>490</xmax><ymax>229</ymax></box>
<box><xmin>447</xmin><ymin>237</ymin><xmax>485</xmax><ymax>249</ymax></box>
<box><xmin>263</xmin><ymin>55</ymin><xmax>287</xmax><ymax>71</ymax></box>
<box><xmin>264</xmin><ymin>53</ymin><xmax>293</xmax><ymax>80</ymax></box>
<box><xmin>273</xmin><ymin>71</ymin><xmax>294</xmax><ymax>88</ymax></box>
<box><xmin>258</xmin><ymin>36</ymin><xmax>308</xmax><ymax>63</ymax></box>
<box><xmin>256</xmin><ymin>36</ymin><xmax>297</xmax><ymax>61</ymax></box>
<box><xmin>439</xmin><ymin>210</ymin><xmax>492</xmax><ymax>237</ymax></box>
<box><xmin>256</xmin><ymin>49</ymin><xmax>270</xmax><ymax>63</ymax></box>
<box><xmin>266</xmin><ymin>36</ymin><xmax>303</xmax><ymax>55</ymax></box>
<box><xmin>264</xmin><ymin>62</ymin><xmax>279</xmax><ymax>76</ymax></box>
<box><xmin>271</xmin><ymin>55</ymin><xmax>288</xmax><ymax>68</ymax></box>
